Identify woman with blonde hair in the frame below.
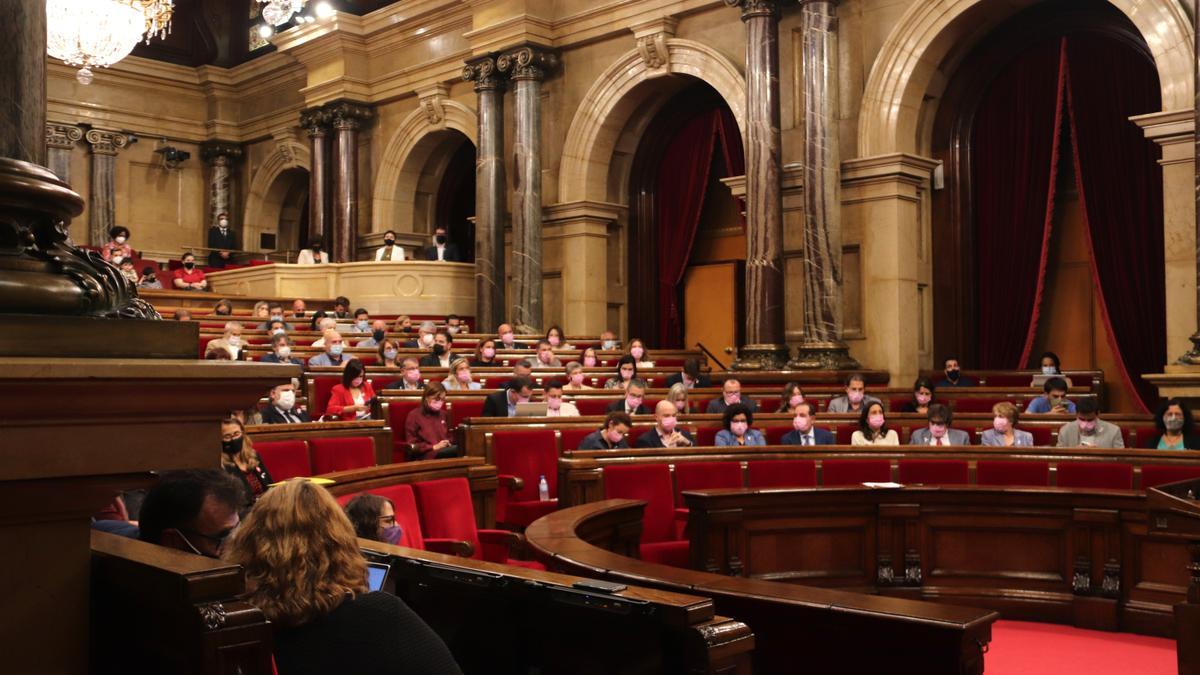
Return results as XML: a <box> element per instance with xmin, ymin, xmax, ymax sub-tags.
<box><xmin>222</xmin><ymin>479</ymin><xmax>462</xmax><ymax>674</ymax></box>
<box><xmin>220</xmin><ymin>416</ymin><xmax>273</xmax><ymax>504</ymax></box>
<box><xmin>665</xmin><ymin>382</ymin><xmax>691</xmax><ymax>414</ymax></box>
<box><xmin>441</xmin><ymin>357</ymin><xmax>482</xmax><ymax>391</ymax></box>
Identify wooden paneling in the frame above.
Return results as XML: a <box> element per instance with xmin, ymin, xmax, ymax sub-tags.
<box><xmin>683</xmin><ymin>262</ymin><xmax>739</xmax><ymax>357</ymax></box>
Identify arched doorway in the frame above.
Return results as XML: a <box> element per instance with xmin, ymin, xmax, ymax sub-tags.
<box><xmin>375</xmin><ymin>127</ymin><xmax>475</xmax><ymax>254</ymax></box>
<box><xmin>254</xmin><ymin>167</ymin><xmax>309</xmax><ymax>254</ymax></box>
<box><xmin>433</xmin><ymin>137</ymin><xmax>475</xmax><ymax>264</ymax></box>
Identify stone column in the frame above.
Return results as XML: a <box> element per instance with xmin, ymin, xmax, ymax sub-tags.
<box><xmin>464</xmin><ymin>54</ymin><xmax>508</xmax><ymax>333</ymax></box>
<box><xmin>45</xmin><ymin>123</ymin><xmax>83</xmax><ymax>183</ymax></box>
<box><xmin>200</xmin><ymin>141</ymin><xmax>244</xmax><ymax>233</ymax></box>
<box><xmin>84</xmin><ymin>129</ymin><xmax>130</xmax><ymax>247</ymax></box>
<box><xmin>725</xmin><ymin>0</ymin><xmax>790</xmax><ymax>370</ymax></box>
<box><xmin>498</xmin><ymin>45</ymin><xmax>558</xmax><ymax>332</ymax></box>
<box><xmin>789</xmin><ymin>0</ymin><xmax>859</xmax><ymax>369</ymax></box>
<box><xmin>300</xmin><ymin>107</ymin><xmax>330</xmax><ymax>248</ymax></box>
<box><xmin>1179</xmin><ymin>0</ymin><xmax>1200</xmax><ymax>364</ymax></box>
<box><xmin>0</xmin><ymin>0</ymin><xmax>45</xmax><ymax>165</ymax></box>
<box><xmin>327</xmin><ymin>101</ymin><xmax>374</xmax><ymax>263</ymax></box>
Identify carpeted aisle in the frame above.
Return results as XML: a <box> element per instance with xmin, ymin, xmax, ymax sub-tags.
<box><xmin>987</xmin><ymin>620</ymin><xmax>1176</xmax><ymax>674</ymax></box>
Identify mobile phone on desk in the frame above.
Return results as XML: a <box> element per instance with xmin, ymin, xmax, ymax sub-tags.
<box><xmin>571</xmin><ymin>579</ymin><xmax>628</xmax><ymax>594</ymax></box>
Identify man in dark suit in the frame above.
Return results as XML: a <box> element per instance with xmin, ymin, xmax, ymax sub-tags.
<box><xmin>606</xmin><ymin>379</ymin><xmax>650</xmax><ymax>415</ymax></box>
<box><xmin>418</xmin><ymin>331</ymin><xmax>456</xmax><ymax>367</ymax></box>
<box><xmin>423</xmin><ymin>226</ymin><xmax>461</xmax><ymax>262</ymax></box>
<box><xmin>261</xmin><ymin>382</ymin><xmax>311</xmax><ymax>425</ymax></box>
<box><xmin>207</xmin><ymin>213</ymin><xmax>237</xmax><ymax>267</ymax></box>
<box><xmin>664</xmin><ymin>358</ymin><xmax>713</xmax><ymax>390</ymax></box>
<box><xmin>636</xmin><ymin>400</ymin><xmax>694</xmax><ymax>448</ymax></box>
<box><xmin>482</xmin><ymin>376</ymin><xmax>533</xmax><ymax>417</ymax></box>
<box><xmin>781</xmin><ymin>401</ymin><xmax>835</xmax><ymax>446</ymax></box>
<box><xmin>705</xmin><ymin>378</ymin><xmax>758</xmax><ymax>414</ymax></box>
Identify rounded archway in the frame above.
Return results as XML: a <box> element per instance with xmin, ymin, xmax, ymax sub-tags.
<box><xmin>244</xmin><ymin>140</ymin><xmax>310</xmax><ymax>254</ymax></box>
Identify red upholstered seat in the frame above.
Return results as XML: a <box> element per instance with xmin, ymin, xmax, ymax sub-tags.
<box><xmin>898</xmin><ymin>459</ymin><xmax>969</xmax><ymax>485</ymax></box>
<box><xmin>198</xmin><ymin>335</ymin><xmax>216</xmax><ymax>358</ymax></box>
<box><xmin>887</xmin><ymin>397</ymin><xmax>910</xmax><ymax>413</ymax></box>
<box><xmin>310</xmin><ymin>377</ymin><xmax>339</xmax><ymax>420</ymax></box>
<box><xmin>603</xmin><ymin>464</ymin><xmax>689</xmax><ymax>567</ymax></box>
<box><xmin>981</xmin><ymin>373</ymin><xmax>1031</xmax><ymax>386</ymax></box>
<box><xmin>309</xmin><ymin>437</ymin><xmax>375</xmax><ymax>475</ymax></box>
<box><xmin>951</xmin><ymin>398</ymin><xmax>1007</xmax><ymax>413</ymax></box>
<box><xmin>764</xmin><ymin>426</ymin><xmax>792</xmax><ymax>445</ymax></box>
<box><xmin>573</xmin><ymin>398</ymin><xmax>612</xmax><ymax>416</ymax></box>
<box><xmin>448</xmin><ymin>399</ymin><xmax>484</xmax><ymax>427</ymax></box>
<box><xmin>369</xmin><ymin>376</ymin><xmax>399</xmax><ymax>391</ymax></box>
<box><xmin>1132</xmin><ymin>426</ymin><xmax>1161</xmax><ymax>448</ymax></box>
<box><xmin>628</xmin><ymin>427</ymin><xmax>655</xmax><ymax>446</ymax></box>
<box><xmin>384</xmin><ymin>399</ymin><xmax>421</xmax><ymax>462</ymax></box>
<box><xmin>253</xmin><ymin>440</ymin><xmax>310</xmax><ymax>481</ymax></box>
<box><xmin>1141</xmin><ymin>465</ymin><xmax>1200</xmax><ymax>489</ymax></box>
<box><xmin>747</xmin><ymin>460</ymin><xmax>817</xmax><ymax>488</ymax></box>
<box><xmin>823</xmin><ymin>459</ymin><xmax>891</xmax><ymax>486</ymax></box>
<box><xmin>560</xmin><ymin>428</ymin><xmax>594</xmax><ymax>452</ymax></box>
<box><xmin>695</xmin><ymin>426</ymin><xmax>720</xmax><ymax>447</ymax></box>
<box><xmin>758</xmin><ymin>398</ymin><xmax>782</xmax><ymax>413</ymax></box>
<box><xmin>835</xmin><ymin>424</ymin><xmax>855</xmax><ymax>445</ymax></box>
<box><xmin>1027</xmin><ymin>426</ymin><xmax>1054</xmax><ymax>446</ymax></box>
<box><xmin>1056</xmin><ymin>462</ymin><xmax>1133</xmax><ymax>489</ymax></box>
<box><xmin>492</xmin><ymin>430</ymin><xmax>560</xmax><ymax>528</ymax></box>
<box><xmin>413</xmin><ymin>478</ymin><xmax>544</xmax><ymax>569</ymax></box>
<box><xmin>673</xmin><ymin>461</ymin><xmax>743</xmax><ymax>506</ymax></box>
<box><xmin>976</xmin><ymin>460</ymin><xmax>1050</xmax><ymax>487</ymax></box>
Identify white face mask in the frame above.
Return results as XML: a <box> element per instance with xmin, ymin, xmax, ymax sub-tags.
<box><xmin>276</xmin><ymin>390</ymin><xmax>296</xmax><ymax>411</ymax></box>
<box><xmin>1042</xmin><ymin>366</ymin><xmax>1056</xmax><ymax>375</ymax></box>
<box><xmin>276</xmin><ymin>346</ymin><xmax>291</xmax><ymax>359</ymax></box>
<box><xmin>115</xmin><ymin>236</ymin><xmax>127</xmax><ymax>244</ymax></box>
<box><xmin>227</xmin><ymin>335</ymin><xmax>241</xmax><ymax>346</ymax></box>
<box><xmin>421</xmin><ymin>333</ymin><xmax>434</xmax><ymax>346</ymax></box>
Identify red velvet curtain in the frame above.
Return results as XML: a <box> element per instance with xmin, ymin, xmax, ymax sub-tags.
<box><xmin>655</xmin><ymin>107</ymin><xmax>744</xmax><ymax>348</ymax></box>
<box><xmin>1062</xmin><ymin>34</ymin><xmax>1165</xmax><ymax>411</ymax></box>
<box><xmin>973</xmin><ymin>38</ymin><xmax>1067</xmax><ymax>369</ymax></box>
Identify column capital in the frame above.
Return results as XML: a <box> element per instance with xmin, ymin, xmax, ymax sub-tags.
<box><xmin>723</xmin><ymin>0</ymin><xmax>785</xmax><ymax>20</ymax></box>
<box><xmin>300</xmin><ymin>106</ymin><xmax>330</xmax><ymax>137</ymax></box>
<box><xmin>45</xmin><ymin>123</ymin><xmax>82</xmax><ymax>150</ymax></box>
<box><xmin>497</xmin><ymin>44</ymin><xmax>559</xmax><ymax>82</ymax></box>
<box><xmin>796</xmin><ymin>0</ymin><xmax>839</xmax><ymax>6</ymax></box>
<box><xmin>326</xmin><ymin>100</ymin><xmax>375</xmax><ymax>132</ymax></box>
<box><xmin>463</xmin><ymin>54</ymin><xmax>507</xmax><ymax>92</ymax></box>
<box><xmin>200</xmin><ymin>140</ymin><xmax>243</xmax><ymax>165</ymax></box>
<box><xmin>83</xmin><ymin>129</ymin><xmax>130</xmax><ymax>156</ymax></box>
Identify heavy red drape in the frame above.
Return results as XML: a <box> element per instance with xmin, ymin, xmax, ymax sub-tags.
<box><xmin>655</xmin><ymin>107</ymin><xmax>744</xmax><ymax>348</ymax></box>
<box><xmin>1062</xmin><ymin>34</ymin><xmax>1165</xmax><ymax>412</ymax></box>
<box><xmin>973</xmin><ymin>38</ymin><xmax>1067</xmax><ymax>369</ymax></box>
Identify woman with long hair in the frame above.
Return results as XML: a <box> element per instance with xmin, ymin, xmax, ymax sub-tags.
<box><xmin>326</xmin><ymin>358</ymin><xmax>375</xmax><ymax>421</ymax></box>
<box><xmin>343</xmin><ymin>493</ymin><xmax>402</xmax><ymax>545</ymax></box>
<box><xmin>219</xmin><ymin>416</ymin><xmax>273</xmax><ymax>503</ymax></box>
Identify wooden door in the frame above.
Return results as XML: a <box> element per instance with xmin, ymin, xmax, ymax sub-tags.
<box><xmin>683</xmin><ymin>262</ymin><xmax>739</xmax><ymax>365</ymax></box>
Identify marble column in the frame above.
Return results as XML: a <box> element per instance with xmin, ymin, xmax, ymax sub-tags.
<box><xmin>200</xmin><ymin>141</ymin><xmax>244</xmax><ymax>232</ymax></box>
<box><xmin>45</xmin><ymin>123</ymin><xmax>83</xmax><ymax>183</ymax></box>
<box><xmin>498</xmin><ymin>45</ymin><xmax>558</xmax><ymax>333</ymax></box>
<box><xmin>726</xmin><ymin>0</ymin><xmax>790</xmax><ymax>370</ymax></box>
<box><xmin>327</xmin><ymin>101</ymin><xmax>373</xmax><ymax>263</ymax></box>
<box><xmin>0</xmin><ymin>0</ymin><xmax>45</xmax><ymax>165</ymax></box>
<box><xmin>789</xmin><ymin>0</ymin><xmax>859</xmax><ymax>369</ymax></box>
<box><xmin>300</xmin><ymin>107</ymin><xmax>330</xmax><ymax>248</ymax></box>
<box><xmin>1179</xmin><ymin>0</ymin><xmax>1200</xmax><ymax>364</ymax></box>
<box><xmin>464</xmin><ymin>54</ymin><xmax>508</xmax><ymax>333</ymax></box>
<box><xmin>84</xmin><ymin>129</ymin><xmax>130</xmax><ymax>247</ymax></box>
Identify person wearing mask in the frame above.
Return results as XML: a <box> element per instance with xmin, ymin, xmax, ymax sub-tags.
<box><xmin>706</xmin><ymin>378</ymin><xmax>758</xmax><ymax>414</ymax></box>
<box><xmin>423</xmin><ymin>225</ymin><xmax>461</xmax><ymax>262</ymax></box>
<box><xmin>331</xmin><ymin>297</ymin><xmax>352</xmax><ymax>320</ymax></box>
<box><xmin>327</xmin><ymin>359</ymin><xmax>375</xmax><ymax>421</ymax></box>
<box><xmin>778</xmin><ymin>382</ymin><xmax>806</xmax><ymax>416</ymax></box>
<box><xmin>257</xmin><ymin>303</ymin><xmax>293</xmax><ymax>332</ymax></box>
<box><xmin>138</xmin><ymin>469</ymin><xmax>245</xmax><ymax>558</ymax></box>
<box><xmin>578</xmin><ymin>412</ymin><xmax>633</xmax><ymax>450</ymax></box>
<box><xmin>909</xmin><ymin>404</ymin><xmax>971</xmax><ymax>446</ymax></box>
<box><xmin>483</xmin><ymin>376</ymin><xmax>533</xmax><ymax>417</ymax></box>
<box><xmin>607</xmin><ymin>378</ymin><xmax>650</xmax><ymax>415</ymax></box>
<box><xmin>563</xmin><ymin>362</ymin><xmax>593</xmax><ymax>391</ymax></box>
<box><xmin>172</xmin><ymin>251</ymin><xmax>208</xmax><ymax>290</ymax></box>
<box><xmin>392</xmin><ymin>315</ymin><xmax>413</xmax><ymax>333</ymax></box>
<box><xmin>251</xmin><ymin>301</ymin><xmax>270</xmax><ymax>321</ymax></box>
<box><xmin>544</xmin><ymin>380</ymin><xmax>580</xmax><ymax>417</ymax></box>
<box><xmin>351</xmin><ymin>308</ymin><xmax>372</xmax><ymax>333</ymax></box>
<box><xmin>442</xmin><ymin>358</ymin><xmax>482</xmax><ymax>391</ymax></box>
<box><xmin>221</xmin><ymin>480</ymin><xmax>463</xmax><ymax>675</ymax></box>
<box><xmin>207</xmin><ymin>321</ymin><xmax>244</xmax><ymax>360</ymax></box>
<box><xmin>377</xmin><ymin>339</ymin><xmax>402</xmax><ymax>368</ymax></box>
<box><xmin>308</xmin><ymin>330</ymin><xmax>346</xmax><ymax>367</ymax></box>
<box><xmin>1026</xmin><ymin>377</ymin><xmax>1076</xmax><ymax>414</ymax></box>
<box><xmin>1056</xmin><ymin>399</ymin><xmax>1124</xmax><ymax>448</ymax></box>
<box><xmin>262</xmin><ymin>333</ymin><xmax>305</xmax><ymax>367</ymax></box>
<box><xmin>207</xmin><ymin>213</ymin><xmax>237</xmax><ymax>257</ymax></box>
<box><xmin>344</xmin><ymin>493</ymin><xmax>402</xmax><ymax>546</ymax></box>
<box><xmin>213</xmin><ymin>298</ymin><xmax>234</xmax><ymax>316</ymax></box>
<box><xmin>512</xmin><ymin>359</ymin><xmax>536</xmax><ymax>382</ymax></box>
<box><xmin>264</xmin><ymin>318</ymin><xmax>287</xmax><ymax>337</ymax></box>
<box><xmin>936</xmin><ymin>357</ymin><xmax>978</xmax><ymax>387</ymax></box>
<box><xmin>545</xmin><ymin>325</ymin><xmax>571</xmax><ymax>350</ymax></box>
<box><xmin>1145</xmin><ymin>398</ymin><xmax>1200</xmax><ymax>449</ymax></box>
<box><xmin>470</xmin><ymin>339</ymin><xmax>499</xmax><ymax>368</ymax></box>
<box><xmin>665</xmin><ymin>358</ymin><xmax>712</xmax><ymax>390</ymax></box>
<box><xmin>446</xmin><ymin>314</ymin><xmax>464</xmax><ymax>335</ymax></box>
<box><xmin>827</xmin><ymin>374</ymin><xmax>881</xmax><ymax>414</ymax></box>
<box><xmin>851</xmin><ymin>402</ymin><xmax>899</xmax><ymax>445</ymax></box>
<box><xmin>262</xmin><ymin>381</ymin><xmax>311</xmax><ymax>424</ymax></box>
<box><xmin>297</xmin><ymin>237</ymin><xmax>329</xmax><ymax>264</ymax></box>
<box><xmin>600</xmin><ymin>331</ymin><xmax>619</xmax><ymax>352</ymax></box>
<box><xmin>627</xmin><ymin>338</ymin><xmax>653</xmax><ymax>368</ymax></box>
<box><xmin>310</xmin><ymin>318</ymin><xmax>339</xmax><ymax>347</ymax></box>
<box><xmin>220</xmin><ymin>417</ymin><xmax>273</xmax><ymax>504</ymax></box>
<box><xmin>404</xmin><ymin>383</ymin><xmax>462</xmax><ymax>460</ymax></box>
<box><xmin>173</xmin><ymin>308</ymin><xmax>193</xmax><ymax>321</ymax></box>
<box><xmin>395</xmin><ymin>358</ymin><xmax>424</xmax><ymax>391</ymax></box>
<box><xmin>419</xmin><ymin>331</ymin><xmax>455</xmax><ymax>368</ymax></box>
<box><xmin>375</xmin><ymin>230</ymin><xmax>406</xmax><ymax>261</ymax></box>
<box><xmin>636</xmin><ymin>401</ymin><xmax>694</xmax><ymax>448</ymax></box>
<box><xmin>138</xmin><ymin>266</ymin><xmax>162</xmax><ymax>289</ymax></box>
<box><xmin>665</xmin><ymin>383</ymin><xmax>692</xmax><ymax>414</ymax></box>
<box><xmin>715</xmin><ymin>404</ymin><xmax>766</xmax><ymax>447</ymax></box>
<box><xmin>405</xmin><ymin>321</ymin><xmax>438</xmax><ymax>349</ymax></box>
<box><xmin>1031</xmin><ymin>351</ymin><xmax>1073</xmax><ymax>387</ymax></box>
<box><xmin>900</xmin><ymin>377</ymin><xmax>937</xmax><ymax>414</ymax></box>
<box><xmin>981</xmin><ymin>402</ymin><xmax>1033</xmax><ymax>447</ymax></box>
<box><xmin>357</xmin><ymin>320</ymin><xmax>390</xmax><ymax>348</ymax></box>
<box><xmin>534</xmin><ymin>339</ymin><xmax>562</xmax><ymax>368</ymax></box>
<box><xmin>291</xmin><ymin>299</ymin><xmax>308</xmax><ymax>320</ymax></box>
<box><xmin>577</xmin><ymin>347</ymin><xmax>599</xmax><ymax>369</ymax></box>
<box><xmin>497</xmin><ymin>323</ymin><xmax>528</xmax><ymax>350</ymax></box>
<box><xmin>603</xmin><ymin>355</ymin><xmax>638</xmax><ymax>390</ymax></box>
<box><xmin>102</xmin><ymin>225</ymin><xmax>133</xmax><ymax>263</ymax></box>
<box><xmin>782</xmin><ymin>401</ymin><xmax>835</xmax><ymax>446</ymax></box>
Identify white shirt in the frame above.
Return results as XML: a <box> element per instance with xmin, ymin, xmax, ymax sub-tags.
<box><xmin>434</xmin><ymin>244</ymin><xmax>446</xmax><ymax>261</ymax></box>
<box><xmin>546</xmin><ymin>402</ymin><xmax>580</xmax><ymax>417</ymax></box>
<box><xmin>375</xmin><ymin>245</ymin><xmax>405</xmax><ymax>261</ymax></box>
<box><xmin>297</xmin><ymin>249</ymin><xmax>329</xmax><ymax>265</ymax></box>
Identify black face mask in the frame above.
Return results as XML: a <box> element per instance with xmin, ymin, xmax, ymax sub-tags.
<box><xmin>183</xmin><ymin>262</ymin><xmax>195</xmax><ymax>269</ymax></box>
<box><xmin>432</xmin><ymin>344</ymin><xmax>446</xmax><ymax>356</ymax></box>
<box><xmin>312</xmin><ymin>246</ymin><xmax>322</xmax><ymax>252</ymax></box>
<box><xmin>222</xmin><ymin>437</ymin><xmax>243</xmax><ymax>455</ymax></box>
<box><xmin>435</xmin><ymin>234</ymin><xmax>447</xmax><ymax>245</ymax></box>
<box><xmin>945</xmin><ymin>369</ymin><xmax>960</xmax><ymax>381</ymax></box>
<box><xmin>372</xmin><ymin>329</ymin><xmax>385</xmax><ymax>342</ymax></box>
<box><xmin>384</xmin><ymin>238</ymin><xmax>395</xmax><ymax>246</ymax></box>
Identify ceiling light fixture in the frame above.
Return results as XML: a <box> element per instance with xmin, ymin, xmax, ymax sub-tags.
<box><xmin>46</xmin><ymin>0</ymin><xmax>175</xmax><ymax>85</ymax></box>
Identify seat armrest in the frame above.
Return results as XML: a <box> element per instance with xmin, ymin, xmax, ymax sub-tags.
<box><xmin>674</xmin><ymin>508</ymin><xmax>690</xmax><ymax>540</ymax></box>
<box><xmin>478</xmin><ymin>529</ymin><xmax>523</xmax><ymax>548</ymax></box>
<box><xmin>497</xmin><ymin>474</ymin><xmax>524</xmax><ymax>493</ymax></box>
<box><xmin>423</xmin><ymin>538</ymin><xmax>475</xmax><ymax>557</ymax></box>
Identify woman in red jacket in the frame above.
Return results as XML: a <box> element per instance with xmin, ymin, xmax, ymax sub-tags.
<box><xmin>326</xmin><ymin>358</ymin><xmax>375</xmax><ymax>421</ymax></box>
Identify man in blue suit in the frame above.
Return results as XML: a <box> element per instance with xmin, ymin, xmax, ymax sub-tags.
<box><xmin>781</xmin><ymin>401</ymin><xmax>836</xmax><ymax>446</ymax></box>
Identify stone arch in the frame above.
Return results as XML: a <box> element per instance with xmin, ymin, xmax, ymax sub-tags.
<box><xmin>857</xmin><ymin>0</ymin><xmax>1193</xmax><ymax>157</ymax></box>
<box><xmin>244</xmin><ymin>139</ymin><xmax>311</xmax><ymax>253</ymax></box>
<box><xmin>371</xmin><ymin>100</ymin><xmax>478</xmax><ymax>233</ymax></box>
<box><xmin>558</xmin><ymin>39</ymin><xmax>747</xmax><ymax>204</ymax></box>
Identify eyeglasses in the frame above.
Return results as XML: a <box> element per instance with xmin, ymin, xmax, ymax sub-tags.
<box><xmin>180</xmin><ymin>527</ymin><xmax>234</xmax><ymax>548</ymax></box>
<box><xmin>378</xmin><ymin>515</ymin><xmax>396</xmax><ymax>526</ymax></box>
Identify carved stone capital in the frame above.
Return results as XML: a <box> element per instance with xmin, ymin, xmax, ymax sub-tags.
<box><xmin>84</xmin><ymin>129</ymin><xmax>130</xmax><ymax>156</ymax></box>
<box><xmin>200</xmin><ymin>140</ymin><xmax>243</xmax><ymax>165</ymax></box>
<box><xmin>417</xmin><ymin>84</ymin><xmax>449</xmax><ymax>126</ymax></box>
<box><xmin>497</xmin><ymin>45</ymin><xmax>559</xmax><ymax>82</ymax></box>
<box><xmin>787</xmin><ymin>341</ymin><xmax>861</xmax><ymax>370</ymax></box>
<box><xmin>45</xmin><ymin>123</ymin><xmax>83</xmax><ymax>150</ymax></box>
<box><xmin>299</xmin><ymin>107</ymin><xmax>330</xmax><ymax>137</ymax></box>
<box><xmin>630</xmin><ymin>17</ymin><xmax>678</xmax><ymax>72</ymax></box>
<box><xmin>732</xmin><ymin>343</ymin><xmax>791</xmax><ymax>371</ymax></box>
<box><xmin>723</xmin><ymin>0</ymin><xmax>783</xmax><ymax>21</ymax></box>
<box><xmin>326</xmin><ymin>100</ymin><xmax>374</xmax><ymax>132</ymax></box>
<box><xmin>463</xmin><ymin>54</ymin><xmax>506</xmax><ymax>92</ymax></box>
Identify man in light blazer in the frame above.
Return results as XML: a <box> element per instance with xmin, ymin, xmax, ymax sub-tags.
<box><xmin>1056</xmin><ymin>398</ymin><xmax>1124</xmax><ymax>448</ymax></box>
<box><xmin>909</xmin><ymin>404</ymin><xmax>971</xmax><ymax>446</ymax></box>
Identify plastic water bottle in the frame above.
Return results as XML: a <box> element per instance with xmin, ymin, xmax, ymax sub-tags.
<box><xmin>538</xmin><ymin>475</ymin><xmax>550</xmax><ymax>502</ymax></box>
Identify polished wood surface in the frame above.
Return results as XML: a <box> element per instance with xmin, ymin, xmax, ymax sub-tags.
<box><xmin>1147</xmin><ymin>478</ymin><xmax>1200</xmax><ymax>674</ymax></box>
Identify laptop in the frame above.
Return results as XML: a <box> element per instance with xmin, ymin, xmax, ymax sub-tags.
<box><xmin>515</xmin><ymin>402</ymin><xmax>548</xmax><ymax>417</ymax></box>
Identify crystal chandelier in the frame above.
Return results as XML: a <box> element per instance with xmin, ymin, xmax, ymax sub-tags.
<box><xmin>46</xmin><ymin>0</ymin><xmax>175</xmax><ymax>85</ymax></box>
<box><xmin>261</xmin><ymin>0</ymin><xmax>308</xmax><ymax>26</ymax></box>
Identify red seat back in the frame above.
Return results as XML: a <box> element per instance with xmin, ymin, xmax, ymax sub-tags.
<box><xmin>492</xmin><ymin>431</ymin><xmax>559</xmax><ymax>502</ymax></box>
<box><xmin>253</xmin><ymin>440</ymin><xmax>310</xmax><ymax>481</ymax></box>
<box><xmin>574</xmin><ymin>398</ymin><xmax>612</xmax><ymax>416</ymax></box>
<box><xmin>763</xmin><ymin>426</ymin><xmax>792</xmax><ymax>445</ymax></box>
<box><xmin>310</xmin><ymin>377</ymin><xmax>339</xmax><ymax>420</ymax></box>
<box><xmin>1027</xmin><ymin>426</ymin><xmax>1054</xmax><ymax>446</ymax></box>
<box><xmin>560</xmin><ymin>428</ymin><xmax>595</xmax><ymax>451</ymax></box>
<box><xmin>887</xmin><ymin>397</ymin><xmax>911</xmax><ymax>413</ymax></box>
<box><xmin>1141</xmin><ymin>465</ymin><xmax>1200</xmax><ymax>489</ymax></box>
<box><xmin>373</xmin><ymin>484</ymin><xmax>425</xmax><ymax>549</ymax></box>
<box><xmin>758</xmin><ymin>398</ymin><xmax>782</xmax><ymax>413</ymax></box>
<box><xmin>309</xmin><ymin>436</ymin><xmax>375</xmax><ymax>475</ymax></box>
<box><xmin>951</xmin><ymin>398</ymin><xmax>1006</xmax><ymax>414</ymax></box>
<box><xmin>413</xmin><ymin>478</ymin><xmax>481</xmax><ymax>559</ymax></box>
<box><xmin>673</xmin><ymin>461</ymin><xmax>743</xmax><ymax>506</ymax></box>
<box><xmin>747</xmin><ymin>460</ymin><xmax>817</xmax><ymax>488</ymax></box>
<box><xmin>695</xmin><ymin>426</ymin><xmax>720</xmax><ymax>447</ymax></box>
<box><xmin>822</xmin><ymin>459</ymin><xmax>891</xmax><ymax>486</ymax></box>
<box><xmin>1056</xmin><ymin>462</ymin><xmax>1133</xmax><ymax>489</ymax></box>
<box><xmin>603</xmin><ymin>464</ymin><xmax>676</xmax><ymax>544</ymax></box>
<box><xmin>835</xmin><ymin>424</ymin><xmax>856</xmax><ymax>444</ymax></box>
<box><xmin>449</xmin><ymin>399</ymin><xmax>485</xmax><ymax>427</ymax></box>
<box><xmin>976</xmin><ymin>460</ymin><xmax>1050</xmax><ymax>487</ymax></box>
<box><xmin>384</xmin><ymin>399</ymin><xmax>422</xmax><ymax>462</ymax></box>
<box><xmin>1132</xmin><ymin>426</ymin><xmax>1161</xmax><ymax>448</ymax></box>
<box><xmin>898</xmin><ymin>459</ymin><xmax>969</xmax><ymax>485</ymax></box>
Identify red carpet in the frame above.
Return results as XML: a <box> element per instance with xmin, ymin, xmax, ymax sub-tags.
<box><xmin>987</xmin><ymin>620</ymin><xmax>1175</xmax><ymax>674</ymax></box>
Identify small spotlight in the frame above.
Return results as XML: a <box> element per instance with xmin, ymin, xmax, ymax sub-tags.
<box><xmin>258</xmin><ymin>24</ymin><xmax>273</xmax><ymax>38</ymax></box>
<box><xmin>315</xmin><ymin>2</ymin><xmax>334</xmax><ymax>18</ymax></box>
